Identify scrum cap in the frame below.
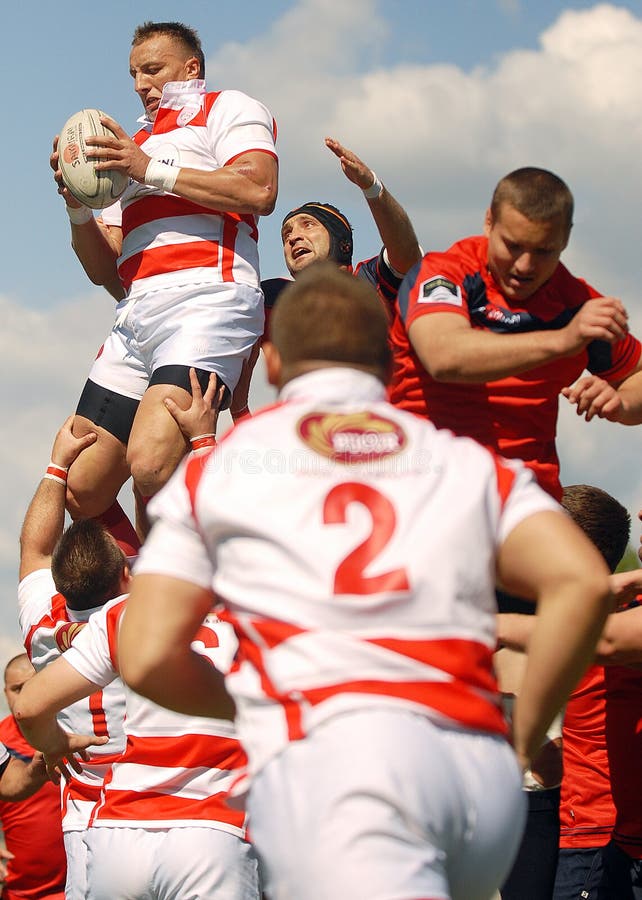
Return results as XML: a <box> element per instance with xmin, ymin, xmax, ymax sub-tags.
<box><xmin>282</xmin><ymin>202</ymin><xmax>353</xmax><ymax>266</ymax></box>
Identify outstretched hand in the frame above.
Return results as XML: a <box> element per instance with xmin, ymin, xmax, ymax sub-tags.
<box><xmin>561</xmin><ymin>375</ymin><xmax>624</xmax><ymax>422</ymax></box>
<box><xmin>164</xmin><ymin>369</ymin><xmax>225</xmax><ymax>442</ymax></box>
<box><xmin>325</xmin><ymin>137</ymin><xmax>377</xmax><ymax>191</ymax></box>
<box><xmin>50</xmin><ymin>416</ymin><xmax>97</xmax><ymax>469</ymax></box>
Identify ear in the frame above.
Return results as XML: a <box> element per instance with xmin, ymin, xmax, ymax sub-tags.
<box><xmin>483</xmin><ymin>207</ymin><xmax>493</xmax><ymax>237</ymax></box>
<box><xmin>262</xmin><ymin>342</ymin><xmax>283</xmax><ymax>388</ymax></box>
<box><xmin>121</xmin><ymin>565</ymin><xmax>132</xmax><ymax>593</ymax></box>
<box><xmin>185</xmin><ymin>56</ymin><xmax>201</xmax><ymax>80</ymax></box>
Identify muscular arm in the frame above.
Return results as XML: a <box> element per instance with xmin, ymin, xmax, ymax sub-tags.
<box><xmin>13</xmin><ymin>656</ymin><xmax>106</xmax><ymax>782</ymax></box>
<box><xmin>325</xmin><ymin>137</ymin><xmax>421</xmax><ymax>275</ymax></box>
<box><xmin>409</xmin><ymin>296</ymin><xmax>628</xmax><ymax>383</ymax></box>
<box><xmin>19</xmin><ymin>418</ymin><xmax>96</xmax><ymax>579</ymax></box>
<box><xmin>497</xmin><ymin>509</ymin><xmax>612</xmax><ymax>768</ymax></box>
<box><xmin>119</xmin><ymin>574</ymin><xmax>235</xmax><ymax>720</ymax></box>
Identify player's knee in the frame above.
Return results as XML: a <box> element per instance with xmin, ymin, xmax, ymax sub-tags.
<box><xmin>128</xmin><ymin>447</ymin><xmax>179</xmax><ymax>499</ymax></box>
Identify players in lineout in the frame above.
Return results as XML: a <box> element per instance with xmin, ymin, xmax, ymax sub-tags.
<box><xmin>119</xmin><ymin>264</ymin><xmax>611</xmax><ymax>900</ymax></box>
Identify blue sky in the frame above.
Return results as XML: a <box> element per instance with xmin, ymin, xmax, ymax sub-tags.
<box><xmin>2</xmin><ymin>0</ymin><xmax>642</xmax><ymax>650</ymax></box>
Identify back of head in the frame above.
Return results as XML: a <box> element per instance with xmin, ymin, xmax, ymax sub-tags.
<box><xmin>132</xmin><ymin>21</ymin><xmax>205</xmax><ymax>77</ymax></box>
<box><xmin>562</xmin><ymin>484</ymin><xmax>630</xmax><ymax>573</ymax></box>
<box><xmin>491</xmin><ymin>167</ymin><xmax>574</xmax><ymax>235</ymax></box>
<box><xmin>270</xmin><ymin>262</ymin><xmax>390</xmax><ymax>382</ymax></box>
<box><xmin>51</xmin><ymin>519</ymin><xmax>127</xmax><ymax>611</ymax></box>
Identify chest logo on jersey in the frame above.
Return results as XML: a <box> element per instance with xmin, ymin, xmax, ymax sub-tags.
<box><xmin>297</xmin><ymin>412</ymin><xmax>407</xmax><ymax>463</ymax></box>
<box><xmin>419</xmin><ymin>275</ymin><xmax>462</xmax><ymax>306</ymax></box>
<box><xmin>54</xmin><ymin>621</ymin><xmax>86</xmax><ymax>653</ymax></box>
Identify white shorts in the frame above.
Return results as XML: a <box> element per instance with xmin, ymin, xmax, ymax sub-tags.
<box><xmin>248</xmin><ymin>709</ymin><xmax>526</xmax><ymax>900</ymax></box>
<box><xmin>63</xmin><ymin>830</ymin><xmax>88</xmax><ymax>900</ymax></box>
<box><xmin>88</xmin><ymin>281</ymin><xmax>264</xmax><ymax>399</ymax></box>
<box><xmin>83</xmin><ymin>825</ymin><xmax>260</xmax><ymax>900</ymax></box>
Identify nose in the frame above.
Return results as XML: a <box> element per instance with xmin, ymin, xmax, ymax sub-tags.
<box><xmin>134</xmin><ymin>71</ymin><xmax>150</xmax><ymax>94</ymax></box>
<box><xmin>513</xmin><ymin>251</ymin><xmax>536</xmax><ymax>275</ymax></box>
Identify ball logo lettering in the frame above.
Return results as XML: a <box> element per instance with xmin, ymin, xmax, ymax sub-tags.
<box><xmin>58</xmin><ymin>108</ymin><xmax>128</xmax><ymax>209</ymax></box>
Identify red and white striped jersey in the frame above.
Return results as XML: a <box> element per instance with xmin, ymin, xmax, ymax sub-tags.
<box><xmin>18</xmin><ymin>570</ymin><xmax>126</xmax><ymax>832</ymax></box>
<box><xmin>101</xmin><ymin>79</ymin><xmax>277</xmax><ymax>295</ymax></box>
<box><xmin>136</xmin><ymin>367</ymin><xmax>560</xmax><ymax>783</ymax></box>
<box><xmin>64</xmin><ymin>596</ymin><xmax>248</xmax><ymax>836</ymax></box>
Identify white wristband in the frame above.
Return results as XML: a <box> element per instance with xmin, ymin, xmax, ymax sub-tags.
<box><xmin>144</xmin><ymin>159</ymin><xmax>180</xmax><ymax>193</ymax></box>
<box><xmin>362</xmin><ymin>172</ymin><xmax>384</xmax><ymax>200</ymax></box>
<box><xmin>65</xmin><ymin>204</ymin><xmax>93</xmax><ymax>225</ymax></box>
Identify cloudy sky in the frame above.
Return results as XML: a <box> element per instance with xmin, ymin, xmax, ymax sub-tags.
<box><xmin>1</xmin><ymin>0</ymin><xmax>642</xmax><ymax>656</ymax></box>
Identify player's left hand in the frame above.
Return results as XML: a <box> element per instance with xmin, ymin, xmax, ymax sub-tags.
<box><xmin>325</xmin><ymin>137</ymin><xmax>378</xmax><ymax>192</ymax></box>
<box><xmin>86</xmin><ymin>114</ymin><xmax>151</xmax><ymax>183</ymax></box>
<box><xmin>43</xmin><ymin>733</ymin><xmax>109</xmax><ymax>784</ymax></box>
<box><xmin>164</xmin><ymin>369</ymin><xmax>225</xmax><ymax>441</ymax></box>
<box><xmin>561</xmin><ymin>375</ymin><xmax>624</xmax><ymax>422</ymax></box>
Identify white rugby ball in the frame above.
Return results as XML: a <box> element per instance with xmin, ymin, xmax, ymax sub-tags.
<box><xmin>58</xmin><ymin>108</ymin><xmax>128</xmax><ymax>209</ymax></box>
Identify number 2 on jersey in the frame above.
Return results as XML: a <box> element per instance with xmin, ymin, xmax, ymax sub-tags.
<box><xmin>323</xmin><ymin>482</ymin><xmax>410</xmax><ymax>595</ymax></box>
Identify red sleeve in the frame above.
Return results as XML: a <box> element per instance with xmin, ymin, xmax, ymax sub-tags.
<box><xmin>397</xmin><ymin>253</ymin><xmax>471</xmax><ymax>331</ymax></box>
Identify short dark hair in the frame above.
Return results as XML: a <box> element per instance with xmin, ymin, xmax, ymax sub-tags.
<box><xmin>270</xmin><ymin>262</ymin><xmax>391</xmax><ymax>381</ymax></box>
<box><xmin>132</xmin><ymin>21</ymin><xmax>205</xmax><ymax>78</ymax></box>
<box><xmin>51</xmin><ymin>519</ymin><xmax>126</xmax><ymax>611</ymax></box>
<box><xmin>562</xmin><ymin>484</ymin><xmax>631</xmax><ymax>573</ymax></box>
<box><xmin>491</xmin><ymin>167</ymin><xmax>574</xmax><ymax>236</ymax></box>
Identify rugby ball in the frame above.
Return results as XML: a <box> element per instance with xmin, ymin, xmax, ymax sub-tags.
<box><xmin>58</xmin><ymin>108</ymin><xmax>128</xmax><ymax>209</ymax></box>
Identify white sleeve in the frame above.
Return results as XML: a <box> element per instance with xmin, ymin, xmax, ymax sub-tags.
<box><xmin>18</xmin><ymin>569</ymin><xmax>57</xmax><ymax>638</ymax></box>
<box><xmin>496</xmin><ymin>458</ymin><xmax>562</xmax><ymax>545</ymax></box>
<box><xmin>208</xmin><ymin>90</ymin><xmax>277</xmax><ymax>166</ymax></box>
<box><xmin>63</xmin><ymin>600</ymin><xmax>120</xmax><ymax>688</ymax></box>
<box><xmin>133</xmin><ymin>461</ymin><xmax>215</xmax><ymax>589</ymax></box>
<box><xmin>99</xmin><ymin>199</ymin><xmax>123</xmax><ymax>227</ymax></box>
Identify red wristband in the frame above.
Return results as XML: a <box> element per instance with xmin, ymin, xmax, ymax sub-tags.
<box><xmin>190</xmin><ymin>434</ymin><xmax>216</xmax><ymax>452</ymax></box>
<box><xmin>44</xmin><ymin>462</ymin><xmax>69</xmax><ymax>485</ymax></box>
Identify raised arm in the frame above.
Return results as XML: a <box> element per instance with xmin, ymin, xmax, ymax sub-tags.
<box><xmin>408</xmin><ymin>296</ymin><xmax>629</xmax><ymax>384</ymax></box>
<box><xmin>325</xmin><ymin>137</ymin><xmax>421</xmax><ymax>275</ymax></box>
<box><xmin>496</xmin><ymin>509</ymin><xmax>611</xmax><ymax>769</ymax></box>
<box><xmin>19</xmin><ymin>417</ymin><xmax>97</xmax><ymax>580</ymax></box>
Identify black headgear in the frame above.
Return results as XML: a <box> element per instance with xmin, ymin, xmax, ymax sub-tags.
<box><xmin>282</xmin><ymin>202</ymin><xmax>353</xmax><ymax>266</ymax></box>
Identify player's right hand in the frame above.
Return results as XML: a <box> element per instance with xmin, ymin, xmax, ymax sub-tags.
<box><xmin>561</xmin><ymin>296</ymin><xmax>628</xmax><ymax>353</ymax></box>
<box><xmin>50</xmin><ymin>415</ymin><xmax>98</xmax><ymax>470</ymax></box>
<box><xmin>51</xmin><ymin>135</ymin><xmax>83</xmax><ymax>208</ymax></box>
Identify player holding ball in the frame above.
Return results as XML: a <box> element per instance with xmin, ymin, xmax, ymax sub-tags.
<box><xmin>50</xmin><ymin>20</ymin><xmax>278</xmax><ymax>532</ymax></box>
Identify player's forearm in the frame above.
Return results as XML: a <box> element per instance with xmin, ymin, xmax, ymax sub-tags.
<box><xmin>496</xmin><ymin>614</ymin><xmax>535</xmax><ymax>651</ymax></box>
<box><xmin>366</xmin><ymin>189</ymin><xmax>421</xmax><ymax>276</ymax></box>
<box><xmin>19</xmin><ymin>479</ymin><xmax>66</xmax><ymax>579</ymax></box>
<box><xmin>0</xmin><ymin>758</ymin><xmax>48</xmax><ymax>801</ymax></box>
<box><xmin>172</xmin><ymin>161</ymin><xmax>277</xmax><ymax>216</ymax></box>
<box><xmin>70</xmin><ymin>218</ymin><xmax>124</xmax><ymax>296</ymax></box>
<box><xmin>613</xmin><ymin>370</ymin><xmax>642</xmax><ymax>424</ymax></box>
<box><xmin>512</xmin><ymin>579</ymin><xmax>610</xmax><ymax>767</ymax></box>
<box><xmin>409</xmin><ymin>316</ymin><xmax>571</xmax><ymax>383</ymax></box>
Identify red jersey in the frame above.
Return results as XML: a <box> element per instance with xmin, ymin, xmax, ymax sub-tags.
<box><xmin>0</xmin><ymin>716</ymin><xmax>66</xmax><ymax>900</ymax></box>
<box><xmin>390</xmin><ymin>236</ymin><xmax>641</xmax><ymax>498</ymax></box>
<box><xmin>560</xmin><ymin>662</ymin><xmax>642</xmax><ymax>858</ymax></box>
